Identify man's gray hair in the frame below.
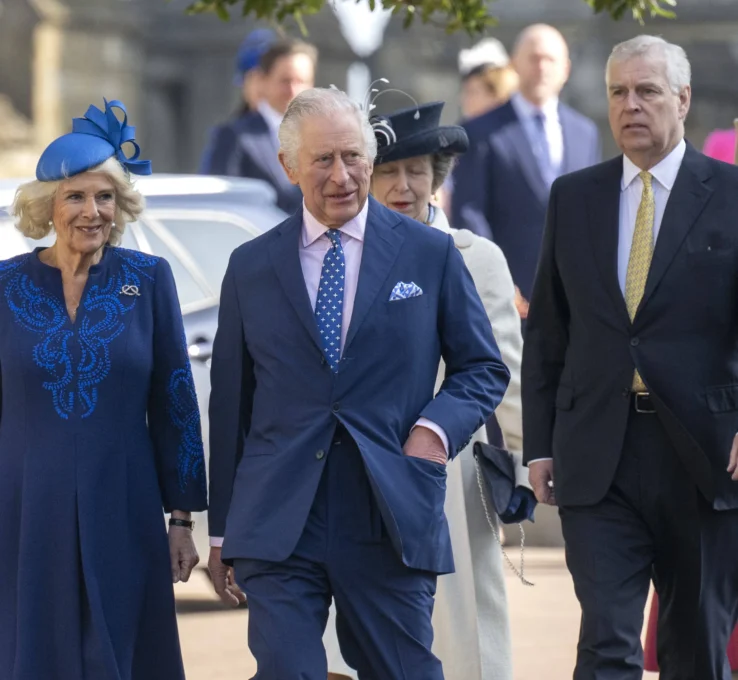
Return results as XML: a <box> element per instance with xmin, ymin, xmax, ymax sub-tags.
<box><xmin>606</xmin><ymin>35</ymin><xmax>691</xmax><ymax>94</ymax></box>
<box><xmin>278</xmin><ymin>88</ymin><xmax>378</xmax><ymax>169</ymax></box>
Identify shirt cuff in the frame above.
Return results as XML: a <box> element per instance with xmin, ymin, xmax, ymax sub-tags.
<box><xmin>526</xmin><ymin>457</ymin><xmax>553</xmax><ymax>464</ymax></box>
<box><xmin>209</xmin><ymin>536</ymin><xmax>224</xmax><ymax>548</ymax></box>
<box><xmin>413</xmin><ymin>418</ymin><xmax>450</xmax><ymax>457</ymax></box>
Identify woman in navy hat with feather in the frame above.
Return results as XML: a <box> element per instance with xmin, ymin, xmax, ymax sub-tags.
<box><xmin>0</xmin><ymin>99</ymin><xmax>206</xmax><ymax>679</ymax></box>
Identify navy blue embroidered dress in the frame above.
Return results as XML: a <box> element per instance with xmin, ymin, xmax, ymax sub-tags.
<box><xmin>0</xmin><ymin>246</ymin><xmax>207</xmax><ymax>680</ymax></box>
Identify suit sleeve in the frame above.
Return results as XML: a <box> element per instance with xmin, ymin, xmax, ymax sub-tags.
<box><xmin>199</xmin><ymin>124</ymin><xmax>238</xmax><ymax>176</ymax></box>
<box><xmin>147</xmin><ymin>258</ymin><xmax>207</xmax><ymax>513</ymax></box>
<box><xmin>471</xmin><ymin>239</ymin><xmax>529</xmax><ymax>486</ymax></box>
<box><xmin>521</xmin><ymin>181</ymin><xmax>571</xmax><ymax>465</ymax></box>
<box><xmin>419</xmin><ymin>236</ymin><xmax>510</xmax><ymax>459</ymax></box>
<box><xmin>207</xmin><ymin>256</ymin><xmax>256</xmax><ymax>537</ymax></box>
<box><xmin>591</xmin><ymin>124</ymin><xmax>602</xmax><ymax>165</ymax></box>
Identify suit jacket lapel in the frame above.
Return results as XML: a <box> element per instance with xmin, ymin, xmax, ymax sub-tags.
<box><xmin>239</xmin><ymin>115</ymin><xmax>286</xmax><ymax>187</ymax></box>
<box><xmin>560</xmin><ymin>106</ymin><xmax>581</xmax><ymax>175</ymax></box>
<box><xmin>268</xmin><ymin>213</ymin><xmax>323</xmax><ymax>353</ymax></box>
<box><xmin>344</xmin><ymin>198</ymin><xmax>404</xmax><ymax>351</ymax></box>
<box><xmin>588</xmin><ymin>157</ymin><xmax>631</xmax><ymax>325</ymax></box>
<box><xmin>638</xmin><ymin>146</ymin><xmax>714</xmax><ymax>314</ymax></box>
<box><xmin>498</xmin><ymin>115</ymin><xmax>549</xmax><ymax>205</ymax></box>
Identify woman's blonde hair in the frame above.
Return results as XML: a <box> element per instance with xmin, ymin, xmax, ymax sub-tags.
<box><xmin>12</xmin><ymin>157</ymin><xmax>146</xmax><ymax>246</ymax></box>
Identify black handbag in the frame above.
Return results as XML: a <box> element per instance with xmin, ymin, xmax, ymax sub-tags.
<box><xmin>472</xmin><ymin>441</ymin><xmax>537</xmax><ymax>524</ymax></box>
<box><xmin>472</xmin><ymin>441</ymin><xmax>537</xmax><ymax>586</ymax></box>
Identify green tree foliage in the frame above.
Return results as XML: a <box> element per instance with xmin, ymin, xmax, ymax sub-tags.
<box><xmin>185</xmin><ymin>0</ymin><xmax>676</xmax><ymax>34</ymax></box>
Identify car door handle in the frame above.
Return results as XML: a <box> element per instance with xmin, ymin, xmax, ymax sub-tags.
<box><xmin>188</xmin><ymin>336</ymin><xmax>213</xmax><ymax>363</ymax></box>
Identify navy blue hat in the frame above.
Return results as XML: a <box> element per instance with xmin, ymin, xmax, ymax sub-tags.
<box><xmin>371</xmin><ymin>102</ymin><xmax>468</xmax><ymax>165</ymax></box>
<box><xmin>36</xmin><ymin>99</ymin><xmax>152</xmax><ymax>182</ymax></box>
<box><xmin>234</xmin><ymin>28</ymin><xmax>277</xmax><ymax>82</ymax></box>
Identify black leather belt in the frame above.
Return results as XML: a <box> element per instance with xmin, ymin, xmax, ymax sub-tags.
<box><xmin>632</xmin><ymin>392</ymin><xmax>656</xmax><ymax>414</ymax></box>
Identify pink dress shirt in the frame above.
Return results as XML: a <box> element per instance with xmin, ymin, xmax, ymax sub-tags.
<box><xmin>210</xmin><ymin>201</ymin><xmax>448</xmax><ymax>546</ymax></box>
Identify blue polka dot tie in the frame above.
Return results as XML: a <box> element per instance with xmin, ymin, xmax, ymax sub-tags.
<box><xmin>315</xmin><ymin>229</ymin><xmax>345</xmax><ymax>372</ymax></box>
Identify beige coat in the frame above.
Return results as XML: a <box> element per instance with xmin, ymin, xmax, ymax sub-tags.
<box><xmin>324</xmin><ymin>208</ymin><xmax>526</xmax><ymax>680</ymax></box>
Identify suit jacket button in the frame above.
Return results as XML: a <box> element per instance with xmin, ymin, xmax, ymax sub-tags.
<box><xmin>320</xmin><ymin>356</ymin><xmax>327</xmax><ymax>365</ymax></box>
<box><xmin>332</xmin><ymin>402</ymin><xmax>340</xmax><ymax>413</ymax></box>
<box><xmin>316</xmin><ymin>449</ymin><xmax>325</xmax><ymax>460</ymax></box>
<box><xmin>630</xmin><ymin>337</ymin><xmax>640</xmax><ymax>347</ymax></box>
<box><xmin>622</xmin><ymin>388</ymin><xmax>630</xmax><ymax>398</ymax></box>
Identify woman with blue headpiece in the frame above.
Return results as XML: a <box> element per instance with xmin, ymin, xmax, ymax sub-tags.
<box><xmin>0</xmin><ymin>99</ymin><xmax>207</xmax><ymax>679</ymax></box>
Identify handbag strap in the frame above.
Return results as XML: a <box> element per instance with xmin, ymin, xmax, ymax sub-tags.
<box><xmin>474</xmin><ymin>455</ymin><xmax>534</xmax><ymax>587</ymax></box>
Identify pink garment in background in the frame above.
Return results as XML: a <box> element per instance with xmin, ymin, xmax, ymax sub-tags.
<box><xmin>703</xmin><ymin>129</ymin><xmax>736</xmax><ymax>163</ymax></box>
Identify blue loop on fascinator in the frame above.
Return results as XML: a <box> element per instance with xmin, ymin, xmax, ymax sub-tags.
<box><xmin>36</xmin><ymin>98</ymin><xmax>152</xmax><ymax>181</ymax></box>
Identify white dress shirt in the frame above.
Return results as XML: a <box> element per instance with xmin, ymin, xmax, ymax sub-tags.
<box><xmin>210</xmin><ymin>201</ymin><xmax>448</xmax><ymax>546</ymax></box>
<box><xmin>528</xmin><ymin>139</ymin><xmax>687</xmax><ymax>466</ymax></box>
<box><xmin>256</xmin><ymin>100</ymin><xmax>283</xmax><ymax>146</ymax></box>
<box><xmin>617</xmin><ymin>138</ymin><xmax>686</xmax><ymax>293</ymax></box>
<box><xmin>511</xmin><ymin>93</ymin><xmax>563</xmax><ymax>174</ymax></box>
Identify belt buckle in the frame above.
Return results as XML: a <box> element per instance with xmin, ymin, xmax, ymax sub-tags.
<box><xmin>634</xmin><ymin>392</ymin><xmax>656</xmax><ymax>414</ymax></box>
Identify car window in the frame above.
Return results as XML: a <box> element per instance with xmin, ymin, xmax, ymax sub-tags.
<box><xmin>138</xmin><ymin>224</ymin><xmax>209</xmax><ymax>308</ymax></box>
<box><xmin>153</xmin><ymin>215</ymin><xmax>259</xmax><ymax>294</ymax></box>
<box><xmin>0</xmin><ymin>220</ymin><xmax>29</xmax><ymax>259</ymax></box>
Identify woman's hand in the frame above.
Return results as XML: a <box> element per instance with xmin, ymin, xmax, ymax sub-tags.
<box><xmin>169</xmin><ymin>516</ymin><xmax>199</xmax><ymax>583</ymax></box>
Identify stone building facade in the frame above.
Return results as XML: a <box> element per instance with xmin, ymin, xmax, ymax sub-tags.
<box><xmin>1</xmin><ymin>0</ymin><xmax>738</xmax><ymax>177</ymax></box>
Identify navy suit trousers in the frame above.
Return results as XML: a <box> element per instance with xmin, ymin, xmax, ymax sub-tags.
<box><xmin>560</xmin><ymin>411</ymin><xmax>738</xmax><ymax>680</ymax></box>
<box><xmin>234</xmin><ymin>426</ymin><xmax>444</xmax><ymax>680</ymax></box>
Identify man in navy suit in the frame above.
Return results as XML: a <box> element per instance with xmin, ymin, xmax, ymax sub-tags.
<box><xmin>452</xmin><ymin>24</ymin><xmax>600</xmax><ymax>315</ymax></box>
<box><xmin>199</xmin><ymin>39</ymin><xmax>317</xmax><ymax>214</ymax></box>
<box><xmin>524</xmin><ymin>36</ymin><xmax>738</xmax><ymax>678</ymax></box>
<box><xmin>207</xmin><ymin>87</ymin><xmax>509</xmax><ymax>679</ymax></box>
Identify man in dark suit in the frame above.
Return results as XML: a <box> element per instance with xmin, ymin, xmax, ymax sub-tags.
<box><xmin>206</xmin><ymin>87</ymin><xmax>509</xmax><ymax>679</ymax></box>
<box><xmin>452</xmin><ymin>24</ymin><xmax>600</xmax><ymax>315</ymax></box>
<box><xmin>200</xmin><ymin>39</ymin><xmax>316</xmax><ymax>214</ymax></box>
<box><xmin>523</xmin><ymin>35</ymin><xmax>738</xmax><ymax>680</ymax></box>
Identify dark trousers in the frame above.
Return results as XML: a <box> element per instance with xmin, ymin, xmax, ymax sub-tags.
<box><xmin>234</xmin><ymin>428</ymin><xmax>443</xmax><ymax>680</ymax></box>
<box><xmin>560</xmin><ymin>410</ymin><xmax>738</xmax><ymax>680</ymax></box>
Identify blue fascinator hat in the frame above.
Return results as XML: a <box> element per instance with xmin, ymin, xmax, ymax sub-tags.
<box><xmin>36</xmin><ymin>99</ymin><xmax>152</xmax><ymax>182</ymax></box>
<box><xmin>234</xmin><ymin>28</ymin><xmax>277</xmax><ymax>83</ymax></box>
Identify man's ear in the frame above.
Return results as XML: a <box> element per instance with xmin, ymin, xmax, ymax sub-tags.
<box><xmin>278</xmin><ymin>151</ymin><xmax>300</xmax><ymax>186</ymax></box>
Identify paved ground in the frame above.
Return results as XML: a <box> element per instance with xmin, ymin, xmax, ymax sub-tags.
<box><xmin>174</xmin><ymin>548</ymin><xmax>668</xmax><ymax>679</ymax></box>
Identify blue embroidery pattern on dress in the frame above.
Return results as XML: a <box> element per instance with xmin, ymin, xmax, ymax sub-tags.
<box><xmin>167</xmin><ymin>338</ymin><xmax>206</xmax><ymax>493</ymax></box>
<box><xmin>0</xmin><ymin>248</ymin><xmax>158</xmax><ymax>419</ymax></box>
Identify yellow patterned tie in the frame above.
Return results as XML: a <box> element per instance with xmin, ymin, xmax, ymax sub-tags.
<box><xmin>625</xmin><ymin>171</ymin><xmax>654</xmax><ymax>392</ymax></box>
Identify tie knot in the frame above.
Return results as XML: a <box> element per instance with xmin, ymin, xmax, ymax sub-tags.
<box><xmin>639</xmin><ymin>171</ymin><xmax>653</xmax><ymax>191</ymax></box>
<box><xmin>325</xmin><ymin>229</ymin><xmax>342</xmax><ymax>248</ymax></box>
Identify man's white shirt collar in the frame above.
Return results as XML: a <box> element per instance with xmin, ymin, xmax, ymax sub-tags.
<box><xmin>511</xmin><ymin>92</ymin><xmax>560</xmax><ymax>123</ymax></box>
<box><xmin>622</xmin><ymin>138</ymin><xmax>686</xmax><ymax>192</ymax></box>
<box><xmin>257</xmin><ymin>101</ymin><xmax>284</xmax><ymax>139</ymax></box>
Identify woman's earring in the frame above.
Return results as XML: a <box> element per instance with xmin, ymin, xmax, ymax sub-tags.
<box><xmin>48</xmin><ymin>220</ymin><xmax>53</xmax><ymax>227</ymax></box>
<box><xmin>111</xmin><ymin>221</ymin><xmax>116</xmax><ymax>228</ymax></box>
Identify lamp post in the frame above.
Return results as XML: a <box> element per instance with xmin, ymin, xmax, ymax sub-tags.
<box><xmin>331</xmin><ymin>0</ymin><xmax>392</xmax><ymax>104</ymax></box>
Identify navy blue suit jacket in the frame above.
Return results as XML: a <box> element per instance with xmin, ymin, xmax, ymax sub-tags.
<box><xmin>451</xmin><ymin>100</ymin><xmax>601</xmax><ymax>300</ymax></box>
<box><xmin>208</xmin><ymin>197</ymin><xmax>509</xmax><ymax>574</ymax></box>
<box><xmin>199</xmin><ymin>111</ymin><xmax>303</xmax><ymax>215</ymax></box>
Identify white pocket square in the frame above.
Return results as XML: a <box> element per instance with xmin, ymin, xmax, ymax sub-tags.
<box><xmin>389</xmin><ymin>281</ymin><xmax>423</xmax><ymax>301</ymax></box>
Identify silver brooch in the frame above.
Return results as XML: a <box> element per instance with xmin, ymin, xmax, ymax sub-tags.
<box><xmin>120</xmin><ymin>284</ymin><xmax>140</xmax><ymax>297</ymax></box>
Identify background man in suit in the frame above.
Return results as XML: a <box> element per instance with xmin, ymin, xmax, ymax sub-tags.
<box><xmin>200</xmin><ymin>38</ymin><xmax>317</xmax><ymax>214</ymax></box>
<box><xmin>452</xmin><ymin>24</ymin><xmax>600</xmax><ymax>317</ymax></box>
<box><xmin>206</xmin><ymin>87</ymin><xmax>509</xmax><ymax>679</ymax></box>
<box><xmin>523</xmin><ymin>35</ymin><xmax>738</xmax><ymax>680</ymax></box>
